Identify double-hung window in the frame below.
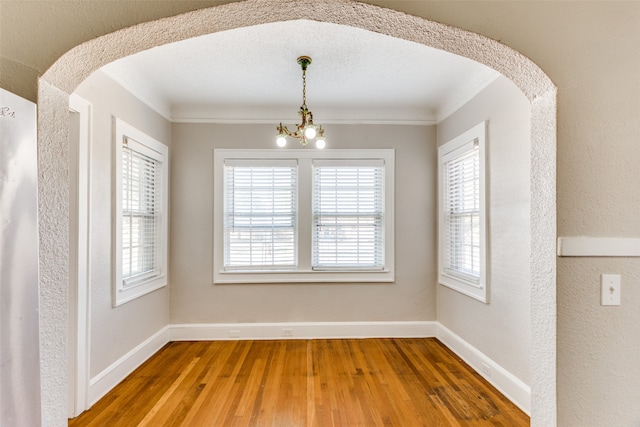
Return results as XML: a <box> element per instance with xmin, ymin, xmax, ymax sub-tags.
<box><xmin>438</xmin><ymin>121</ymin><xmax>488</xmax><ymax>302</ymax></box>
<box><xmin>224</xmin><ymin>160</ymin><xmax>297</xmax><ymax>270</ymax></box>
<box><xmin>312</xmin><ymin>160</ymin><xmax>384</xmax><ymax>270</ymax></box>
<box><xmin>213</xmin><ymin>149</ymin><xmax>394</xmax><ymax>284</ymax></box>
<box><xmin>113</xmin><ymin>118</ymin><xmax>169</xmax><ymax>306</ymax></box>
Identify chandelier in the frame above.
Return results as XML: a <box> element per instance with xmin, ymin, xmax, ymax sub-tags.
<box><xmin>276</xmin><ymin>56</ymin><xmax>326</xmax><ymax>149</ymax></box>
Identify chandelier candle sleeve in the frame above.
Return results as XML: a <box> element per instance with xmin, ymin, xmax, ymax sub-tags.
<box><xmin>276</xmin><ymin>56</ymin><xmax>326</xmax><ymax>149</ymax></box>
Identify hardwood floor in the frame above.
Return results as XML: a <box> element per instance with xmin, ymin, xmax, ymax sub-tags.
<box><xmin>69</xmin><ymin>338</ymin><xmax>529</xmax><ymax>426</ymax></box>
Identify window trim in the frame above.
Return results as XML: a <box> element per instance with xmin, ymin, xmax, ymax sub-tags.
<box><xmin>213</xmin><ymin>149</ymin><xmax>395</xmax><ymax>284</ymax></box>
<box><xmin>113</xmin><ymin>117</ymin><xmax>169</xmax><ymax>306</ymax></box>
<box><xmin>438</xmin><ymin>121</ymin><xmax>488</xmax><ymax>303</ymax></box>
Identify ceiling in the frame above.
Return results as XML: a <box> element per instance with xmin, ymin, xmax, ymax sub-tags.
<box><xmin>101</xmin><ymin>20</ymin><xmax>500</xmax><ymax>124</ymax></box>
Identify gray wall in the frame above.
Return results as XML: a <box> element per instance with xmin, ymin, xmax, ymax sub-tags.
<box><xmin>74</xmin><ymin>70</ymin><xmax>171</xmax><ymax>377</ymax></box>
<box><xmin>170</xmin><ymin>123</ymin><xmax>437</xmax><ymax>323</ymax></box>
<box><xmin>437</xmin><ymin>76</ymin><xmax>532</xmax><ymax>385</ymax></box>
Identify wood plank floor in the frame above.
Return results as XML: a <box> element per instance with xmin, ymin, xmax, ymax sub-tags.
<box><xmin>69</xmin><ymin>338</ymin><xmax>529</xmax><ymax>426</ymax></box>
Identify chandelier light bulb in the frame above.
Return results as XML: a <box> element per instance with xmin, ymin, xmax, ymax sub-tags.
<box><xmin>315</xmin><ymin>138</ymin><xmax>326</xmax><ymax>149</ymax></box>
<box><xmin>276</xmin><ymin>135</ymin><xmax>287</xmax><ymax>147</ymax></box>
<box><xmin>304</xmin><ymin>125</ymin><xmax>317</xmax><ymax>140</ymax></box>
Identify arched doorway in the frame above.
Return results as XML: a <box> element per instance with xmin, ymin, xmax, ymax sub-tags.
<box><xmin>37</xmin><ymin>1</ymin><xmax>556</xmax><ymax>424</ymax></box>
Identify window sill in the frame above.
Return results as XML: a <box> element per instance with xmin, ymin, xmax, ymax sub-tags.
<box><xmin>113</xmin><ymin>275</ymin><xmax>167</xmax><ymax>307</ymax></box>
<box><xmin>438</xmin><ymin>274</ymin><xmax>487</xmax><ymax>304</ymax></box>
<box><xmin>214</xmin><ymin>269</ymin><xmax>394</xmax><ymax>284</ymax></box>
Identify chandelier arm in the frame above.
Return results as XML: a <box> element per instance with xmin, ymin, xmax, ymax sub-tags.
<box><xmin>278</xmin><ymin>123</ymin><xmax>296</xmax><ymax>138</ymax></box>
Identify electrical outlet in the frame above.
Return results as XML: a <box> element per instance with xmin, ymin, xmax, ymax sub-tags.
<box><xmin>282</xmin><ymin>328</ymin><xmax>293</xmax><ymax>337</ymax></box>
<box><xmin>601</xmin><ymin>274</ymin><xmax>621</xmax><ymax>306</ymax></box>
<box><xmin>481</xmin><ymin>363</ymin><xmax>491</xmax><ymax>378</ymax></box>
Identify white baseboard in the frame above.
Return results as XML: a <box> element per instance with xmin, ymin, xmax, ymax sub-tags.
<box><xmin>88</xmin><ymin>326</ymin><xmax>170</xmax><ymax>406</ymax></box>
<box><xmin>170</xmin><ymin>320</ymin><xmax>437</xmax><ymax>341</ymax></box>
<box><xmin>436</xmin><ymin>323</ymin><xmax>531</xmax><ymax>415</ymax></box>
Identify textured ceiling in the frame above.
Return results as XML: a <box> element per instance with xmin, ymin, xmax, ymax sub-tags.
<box><xmin>101</xmin><ymin>20</ymin><xmax>500</xmax><ymax>123</ymax></box>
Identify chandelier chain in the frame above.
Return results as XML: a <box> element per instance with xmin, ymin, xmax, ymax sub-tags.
<box><xmin>302</xmin><ymin>68</ymin><xmax>307</xmax><ymax>107</ymax></box>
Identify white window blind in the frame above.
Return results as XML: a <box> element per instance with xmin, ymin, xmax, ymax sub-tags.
<box><xmin>312</xmin><ymin>160</ymin><xmax>384</xmax><ymax>269</ymax></box>
<box><xmin>224</xmin><ymin>160</ymin><xmax>297</xmax><ymax>270</ymax></box>
<box><xmin>442</xmin><ymin>141</ymin><xmax>480</xmax><ymax>283</ymax></box>
<box><xmin>121</xmin><ymin>138</ymin><xmax>163</xmax><ymax>287</ymax></box>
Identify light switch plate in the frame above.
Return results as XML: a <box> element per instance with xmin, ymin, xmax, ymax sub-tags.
<box><xmin>601</xmin><ymin>274</ymin><xmax>621</xmax><ymax>306</ymax></box>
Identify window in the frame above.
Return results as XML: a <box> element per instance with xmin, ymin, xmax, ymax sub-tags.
<box><xmin>113</xmin><ymin>117</ymin><xmax>168</xmax><ymax>306</ymax></box>
<box><xmin>438</xmin><ymin>121</ymin><xmax>488</xmax><ymax>302</ymax></box>
<box><xmin>213</xmin><ymin>149</ymin><xmax>394</xmax><ymax>284</ymax></box>
<box><xmin>224</xmin><ymin>160</ymin><xmax>297</xmax><ymax>270</ymax></box>
<box><xmin>312</xmin><ymin>160</ymin><xmax>384</xmax><ymax>270</ymax></box>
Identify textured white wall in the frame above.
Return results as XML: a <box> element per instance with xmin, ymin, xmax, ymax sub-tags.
<box><xmin>37</xmin><ymin>81</ymin><xmax>71</xmax><ymax>425</ymax></box>
<box><xmin>19</xmin><ymin>1</ymin><xmax>556</xmax><ymax>425</ymax></box>
<box><xmin>558</xmin><ymin>257</ymin><xmax>640</xmax><ymax>425</ymax></box>
<box><xmin>73</xmin><ymin>71</ymin><xmax>171</xmax><ymax>377</ymax></box>
<box><xmin>437</xmin><ymin>76</ymin><xmax>532</xmax><ymax>386</ymax></box>
<box><xmin>170</xmin><ymin>123</ymin><xmax>436</xmax><ymax>323</ymax></box>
